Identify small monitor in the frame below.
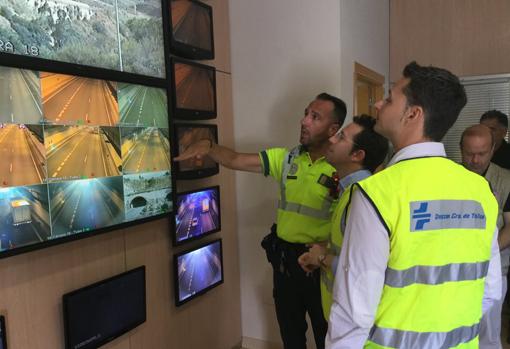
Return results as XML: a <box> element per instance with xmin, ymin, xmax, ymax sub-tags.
<box><xmin>169</xmin><ymin>0</ymin><xmax>215</xmax><ymax>60</ymax></box>
<box><xmin>0</xmin><ymin>316</ymin><xmax>7</xmax><ymax>349</ymax></box>
<box><xmin>174</xmin><ymin>123</ymin><xmax>219</xmax><ymax>179</ymax></box>
<box><xmin>174</xmin><ymin>186</ymin><xmax>221</xmax><ymax>245</ymax></box>
<box><xmin>63</xmin><ymin>266</ymin><xmax>146</xmax><ymax>349</ymax></box>
<box><xmin>171</xmin><ymin>58</ymin><xmax>217</xmax><ymax>120</ymax></box>
<box><xmin>174</xmin><ymin>239</ymin><xmax>223</xmax><ymax>306</ymax></box>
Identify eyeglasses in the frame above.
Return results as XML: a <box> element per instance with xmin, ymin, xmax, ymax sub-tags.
<box><xmin>333</xmin><ymin>128</ymin><xmax>360</xmax><ymax>147</ymax></box>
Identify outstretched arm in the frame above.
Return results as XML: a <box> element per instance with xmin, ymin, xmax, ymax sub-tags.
<box><xmin>174</xmin><ymin>139</ymin><xmax>263</xmax><ymax>173</ymax></box>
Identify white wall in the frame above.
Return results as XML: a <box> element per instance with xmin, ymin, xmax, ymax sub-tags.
<box><xmin>229</xmin><ymin>1</ymin><xmax>388</xmax><ymax>347</ymax></box>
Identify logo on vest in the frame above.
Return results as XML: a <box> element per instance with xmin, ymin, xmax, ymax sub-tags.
<box><xmin>288</xmin><ymin>163</ymin><xmax>298</xmax><ymax>175</ymax></box>
<box><xmin>410</xmin><ymin>200</ymin><xmax>486</xmax><ymax>232</ymax></box>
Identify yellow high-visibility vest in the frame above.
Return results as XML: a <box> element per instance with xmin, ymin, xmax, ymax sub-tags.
<box><xmin>260</xmin><ymin>146</ymin><xmax>338</xmax><ymax>243</ymax></box>
<box><xmin>357</xmin><ymin>157</ymin><xmax>498</xmax><ymax>349</ymax></box>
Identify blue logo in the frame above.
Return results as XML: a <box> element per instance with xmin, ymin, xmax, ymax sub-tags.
<box><xmin>412</xmin><ymin>202</ymin><xmax>432</xmax><ymax>230</ymax></box>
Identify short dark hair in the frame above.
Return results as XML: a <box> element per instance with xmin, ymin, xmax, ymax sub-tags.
<box><xmin>316</xmin><ymin>92</ymin><xmax>347</xmax><ymax>126</ymax></box>
<box><xmin>480</xmin><ymin>110</ymin><xmax>508</xmax><ymax>128</ymax></box>
<box><xmin>402</xmin><ymin>61</ymin><xmax>467</xmax><ymax>141</ymax></box>
<box><xmin>351</xmin><ymin>114</ymin><xmax>389</xmax><ymax>172</ymax></box>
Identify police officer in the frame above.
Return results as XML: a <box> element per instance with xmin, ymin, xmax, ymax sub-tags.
<box><xmin>326</xmin><ymin>62</ymin><xmax>502</xmax><ymax>349</ymax></box>
<box><xmin>175</xmin><ymin>93</ymin><xmax>347</xmax><ymax>349</ymax></box>
<box><xmin>297</xmin><ymin>115</ymin><xmax>388</xmax><ymax>320</ymax></box>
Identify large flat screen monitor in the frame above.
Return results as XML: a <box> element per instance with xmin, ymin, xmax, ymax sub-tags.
<box><xmin>174</xmin><ymin>186</ymin><xmax>220</xmax><ymax>245</ymax></box>
<box><xmin>0</xmin><ymin>0</ymin><xmax>165</xmax><ymax>78</ymax></box>
<box><xmin>174</xmin><ymin>123</ymin><xmax>218</xmax><ymax>179</ymax></box>
<box><xmin>0</xmin><ymin>65</ymin><xmax>173</xmax><ymax>258</ymax></box>
<box><xmin>171</xmin><ymin>58</ymin><xmax>216</xmax><ymax>120</ymax></box>
<box><xmin>63</xmin><ymin>266</ymin><xmax>146</xmax><ymax>349</ymax></box>
<box><xmin>174</xmin><ymin>239</ymin><xmax>223</xmax><ymax>306</ymax></box>
<box><xmin>169</xmin><ymin>0</ymin><xmax>214</xmax><ymax>60</ymax></box>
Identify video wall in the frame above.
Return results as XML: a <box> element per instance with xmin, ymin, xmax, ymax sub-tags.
<box><xmin>0</xmin><ymin>67</ymin><xmax>172</xmax><ymax>253</ymax></box>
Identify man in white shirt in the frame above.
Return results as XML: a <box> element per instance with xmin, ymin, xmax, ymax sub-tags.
<box><xmin>326</xmin><ymin>62</ymin><xmax>502</xmax><ymax>349</ymax></box>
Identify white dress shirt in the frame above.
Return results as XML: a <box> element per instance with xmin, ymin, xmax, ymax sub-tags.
<box><xmin>326</xmin><ymin>142</ymin><xmax>502</xmax><ymax>349</ymax></box>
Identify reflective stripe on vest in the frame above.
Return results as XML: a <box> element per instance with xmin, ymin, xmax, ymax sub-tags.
<box><xmin>385</xmin><ymin>261</ymin><xmax>490</xmax><ymax>288</ymax></box>
<box><xmin>369</xmin><ymin>323</ymin><xmax>479</xmax><ymax>349</ymax></box>
<box><xmin>278</xmin><ymin>146</ymin><xmax>334</xmax><ymax>220</ymax></box>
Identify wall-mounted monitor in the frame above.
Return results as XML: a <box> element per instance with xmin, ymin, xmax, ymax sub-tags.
<box><xmin>174</xmin><ymin>239</ymin><xmax>223</xmax><ymax>306</ymax></box>
<box><xmin>169</xmin><ymin>0</ymin><xmax>214</xmax><ymax>60</ymax></box>
<box><xmin>174</xmin><ymin>186</ymin><xmax>220</xmax><ymax>245</ymax></box>
<box><xmin>171</xmin><ymin>58</ymin><xmax>216</xmax><ymax>120</ymax></box>
<box><xmin>0</xmin><ymin>64</ymin><xmax>173</xmax><ymax>259</ymax></box>
<box><xmin>0</xmin><ymin>0</ymin><xmax>165</xmax><ymax>78</ymax></box>
<box><xmin>0</xmin><ymin>316</ymin><xmax>7</xmax><ymax>349</ymax></box>
<box><xmin>174</xmin><ymin>123</ymin><xmax>218</xmax><ymax>179</ymax></box>
<box><xmin>63</xmin><ymin>266</ymin><xmax>146</xmax><ymax>349</ymax></box>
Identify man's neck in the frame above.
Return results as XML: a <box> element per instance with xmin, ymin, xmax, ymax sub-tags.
<box><xmin>335</xmin><ymin>164</ymin><xmax>363</xmax><ymax>180</ymax></box>
<box><xmin>307</xmin><ymin>143</ymin><xmax>329</xmax><ymax>162</ymax></box>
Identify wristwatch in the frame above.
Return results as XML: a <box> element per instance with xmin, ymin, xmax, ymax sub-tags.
<box><xmin>318</xmin><ymin>254</ymin><xmax>326</xmax><ymax>267</ymax></box>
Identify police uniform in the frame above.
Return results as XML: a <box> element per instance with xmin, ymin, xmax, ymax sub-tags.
<box><xmin>326</xmin><ymin>143</ymin><xmax>502</xmax><ymax>349</ymax></box>
<box><xmin>260</xmin><ymin>145</ymin><xmax>338</xmax><ymax>349</ymax></box>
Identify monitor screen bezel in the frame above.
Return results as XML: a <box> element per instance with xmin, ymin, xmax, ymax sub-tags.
<box><xmin>62</xmin><ymin>266</ymin><xmax>147</xmax><ymax>349</ymax></box>
<box><xmin>0</xmin><ymin>51</ymin><xmax>176</xmax><ymax>260</ymax></box>
<box><xmin>173</xmin><ymin>123</ymin><xmax>219</xmax><ymax>179</ymax></box>
<box><xmin>173</xmin><ymin>185</ymin><xmax>221</xmax><ymax>246</ymax></box>
<box><xmin>168</xmin><ymin>0</ymin><xmax>215</xmax><ymax>60</ymax></box>
<box><xmin>173</xmin><ymin>238</ymin><xmax>224</xmax><ymax>306</ymax></box>
<box><xmin>170</xmin><ymin>57</ymin><xmax>217</xmax><ymax>120</ymax></box>
<box><xmin>0</xmin><ymin>315</ymin><xmax>7</xmax><ymax>349</ymax></box>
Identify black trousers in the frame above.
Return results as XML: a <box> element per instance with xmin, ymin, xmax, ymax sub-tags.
<box><xmin>271</xmin><ymin>240</ymin><xmax>328</xmax><ymax>349</ymax></box>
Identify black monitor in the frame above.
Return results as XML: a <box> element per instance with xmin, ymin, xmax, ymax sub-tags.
<box><xmin>174</xmin><ymin>186</ymin><xmax>221</xmax><ymax>245</ymax></box>
<box><xmin>174</xmin><ymin>123</ymin><xmax>219</xmax><ymax>179</ymax></box>
<box><xmin>171</xmin><ymin>58</ymin><xmax>217</xmax><ymax>120</ymax></box>
<box><xmin>169</xmin><ymin>0</ymin><xmax>215</xmax><ymax>60</ymax></box>
<box><xmin>174</xmin><ymin>239</ymin><xmax>223</xmax><ymax>306</ymax></box>
<box><xmin>0</xmin><ymin>316</ymin><xmax>7</xmax><ymax>349</ymax></box>
<box><xmin>63</xmin><ymin>266</ymin><xmax>146</xmax><ymax>349</ymax></box>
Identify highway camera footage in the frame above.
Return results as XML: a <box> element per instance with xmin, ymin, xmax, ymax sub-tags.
<box><xmin>121</xmin><ymin>127</ymin><xmax>171</xmax><ymax>174</ymax></box>
<box><xmin>49</xmin><ymin>177</ymin><xmax>124</xmax><ymax>238</ymax></box>
<box><xmin>177</xmin><ymin>240</ymin><xmax>222</xmax><ymax>303</ymax></box>
<box><xmin>118</xmin><ymin>83</ymin><xmax>169</xmax><ymax>128</ymax></box>
<box><xmin>41</xmin><ymin>73</ymin><xmax>119</xmax><ymax>126</ymax></box>
<box><xmin>0</xmin><ymin>65</ymin><xmax>172</xmax><ymax>255</ymax></box>
<box><xmin>175</xmin><ymin>188</ymin><xmax>219</xmax><ymax>243</ymax></box>
<box><xmin>0</xmin><ymin>184</ymin><xmax>51</xmax><ymax>251</ymax></box>
<box><xmin>0</xmin><ymin>0</ymin><xmax>165</xmax><ymax>77</ymax></box>
<box><xmin>174</xmin><ymin>62</ymin><xmax>215</xmax><ymax>112</ymax></box>
<box><xmin>123</xmin><ymin>171</ymin><xmax>172</xmax><ymax>221</ymax></box>
<box><xmin>171</xmin><ymin>0</ymin><xmax>213</xmax><ymax>52</ymax></box>
<box><xmin>45</xmin><ymin>125</ymin><xmax>122</xmax><ymax>181</ymax></box>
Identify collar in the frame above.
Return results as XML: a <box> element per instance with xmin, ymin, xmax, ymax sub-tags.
<box><xmin>388</xmin><ymin>142</ymin><xmax>446</xmax><ymax>166</ymax></box>
<box><xmin>339</xmin><ymin>169</ymin><xmax>372</xmax><ymax>192</ymax></box>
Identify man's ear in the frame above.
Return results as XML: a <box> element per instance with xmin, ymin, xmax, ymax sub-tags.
<box><xmin>351</xmin><ymin>148</ymin><xmax>366</xmax><ymax>165</ymax></box>
<box><xmin>405</xmin><ymin>105</ymin><xmax>425</xmax><ymax>125</ymax></box>
<box><xmin>329</xmin><ymin>123</ymin><xmax>340</xmax><ymax>137</ymax></box>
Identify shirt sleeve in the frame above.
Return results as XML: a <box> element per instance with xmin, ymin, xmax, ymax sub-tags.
<box><xmin>482</xmin><ymin>227</ymin><xmax>502</xmax><ymax>314</ymax></box>
<box><xmin>326</xmin><ymin>189</ymin><xmax>389</xmax><ymax>349</ymax></box>
<box><xmin>259</xmin><ymin>147</ymin><xmax>288</xmax><ymax>182</ymax></box>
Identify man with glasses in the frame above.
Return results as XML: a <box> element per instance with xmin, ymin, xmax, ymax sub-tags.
<box><xmin>327</xmin><ymin>62</ymin><xmax>501</xmax><ymax>349</ymax></box>
<box><xmin>175</xmin><ymin>93</ymin><xmax>347</xmax><ymax>349</ymax></box>
<box><xmin>297</xmin><ymin>114</ymin><xmax>388</xmax><ymax>321</ymax></box>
